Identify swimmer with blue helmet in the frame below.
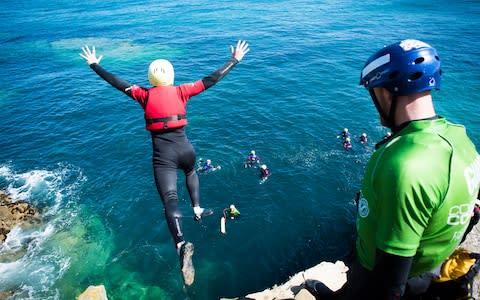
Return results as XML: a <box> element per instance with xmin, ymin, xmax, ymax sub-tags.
<box><xmin>244</xmin><ymin>150</ymin><xmax>260</xmax><ymax>168</ymax></box>
<box><xmin>337</xmin><ymin>128</ymin><xmax>350</xmax><ymax>139</ymax></box>
<box><xmin>198</xmin><ymin>159</ymin><xmax>221</xmax><ymax>173</ymax></box>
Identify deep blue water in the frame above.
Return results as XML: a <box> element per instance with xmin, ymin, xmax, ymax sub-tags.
<box><xmin>0</xmin><ymin>0</ymin><xmax>479</xmax><ymax>299</ymax></box>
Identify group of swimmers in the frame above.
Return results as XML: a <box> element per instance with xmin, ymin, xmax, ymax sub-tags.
<box><xmin>337</xmin><ymin>128</ymin><xmax>368</xmax><ymax>151</ymax></box>
<box><xmin>198</xmin><ymin>150</ymin><xmax>270</xmax><ymax>181</ymax></box>
<box><xmin>337</xmin><ymin>128</ymin><xmax>394</xmax><ymax>151</ymax></box>
<box><xmin>244</xmin><ymin>150</ymin><xmax>270</xmax><ymax>181</ymax></box>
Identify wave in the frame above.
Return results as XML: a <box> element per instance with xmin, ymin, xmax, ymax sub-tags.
<box><xmin>0</xmin><ymin>163</ymin><xmax>86</xmax><ymax>299</ymax></box>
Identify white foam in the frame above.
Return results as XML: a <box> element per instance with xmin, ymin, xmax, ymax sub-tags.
<box><xmin>0</xmin><ymin>163</ymin><xmax>85</xmax><ymax>298</ymax></box>
<box><xmin>4</xmin><ymin>169</ymin><xmax>56</xmax><ymax>202</ymax></box>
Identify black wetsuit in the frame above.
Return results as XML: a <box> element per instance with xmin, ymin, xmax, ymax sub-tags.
<box><xmin>89</xmin><ymin>57</ymin><xmax>238</xmax><ymax>246</ymax></box>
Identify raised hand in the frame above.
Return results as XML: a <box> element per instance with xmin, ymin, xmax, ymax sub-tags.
<box><xmin>80</xmin><ymin>45</ymin><xmax>103</xmax><ymax>65</ymax></box>
<box><xmin>230</xmin><ymin>40</ymin><xmax>250</xmax><ymax>62</ymax></box>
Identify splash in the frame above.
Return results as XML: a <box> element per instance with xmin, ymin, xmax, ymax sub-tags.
<box><xmin>0</xmin><ymin>163</ymin><xmax>110</xmax><ymax>299</ymax></box>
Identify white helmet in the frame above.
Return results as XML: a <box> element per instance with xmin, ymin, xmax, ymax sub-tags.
<box><xmin>148</xmin><ymin>59</ymin><xmax>174</xmax><ymax>86</ymax></box>
<box><xmin>250</xmin><ymin>150</ymin><xmax>256</xmax><ymax>155</ymax></box>
<box><xmin>261</xmin><ymin>164</ymin><xmax>267</xmax><ymax>170</ymax></box>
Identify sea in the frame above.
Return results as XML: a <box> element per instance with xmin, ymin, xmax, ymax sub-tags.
<box><xmin>0</xmin><ymin>0</ymin><xmax>479</xmax><ymax>299</ymax></box>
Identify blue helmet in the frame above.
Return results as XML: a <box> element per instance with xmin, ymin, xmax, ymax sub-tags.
<box><xmin>360</xmin><ymin>39</ymin><xmax>441</xmax><ymax>96</ymax></box>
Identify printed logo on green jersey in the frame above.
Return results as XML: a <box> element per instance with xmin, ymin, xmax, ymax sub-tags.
<box><xmin>447</xmin><ymin>204</ymin><xmax>473</xmax><ymax>226</ymax></box>
<box><xmin>358</xmin><ymin>196</ymin><xmax>369</xmax><ymax>218</ymax></box>
<box><xmin>464</xmin><ymin>155</ymin><xmax>480</xmax><ymax>196</ymax></box>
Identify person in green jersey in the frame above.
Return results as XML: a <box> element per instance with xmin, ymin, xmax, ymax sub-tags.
<box><xmin>306</xmin><ymin>39</ymin><xmax>480</xmax><ymax>299</ymax></box>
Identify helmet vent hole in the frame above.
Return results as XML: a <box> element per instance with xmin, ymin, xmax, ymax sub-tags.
<box><xmin>409</xmin><ymin>72</ymin><xmax>423</xmax><ymax>81</ymax></box>
<box><xmin>414</xmin><ymin>57</ymin><xmax>425</xmax><ymax>64</ymax></box>
<box><xmin>389</xmin><ymin>71</ymin><xmax>399</xmax><ymax>79</ymax></box>
<box><xmin>435</xmin><ymin>55</ymin><xmax>440</xmax><ymax>61</ymax></box>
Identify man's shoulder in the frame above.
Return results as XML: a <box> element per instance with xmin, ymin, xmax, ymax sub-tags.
<box><xmin>386</xmin><ymin>130</ymin><xmax>449</xmax><ymax>156</ymax></box>
<box><xmin>376</xmin><ymin>132</ymin><xmax>452</xmax><ymax>178</ymax></box>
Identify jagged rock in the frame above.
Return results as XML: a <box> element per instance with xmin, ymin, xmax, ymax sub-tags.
<box><xmin>0</xmin><ymin>190</ymin><xmax>40</xmax><ymax>243</ymax></box>
<box><xmin>294</xmin><ymin>289</ymin><xmax>315</xmax><ymax>300</ymax></box>
<box><xmin>221</xmin><ymin>261</ymin><xmax>348</xmax><ymax>300</ymax></box>
<box><xmin>76</xmin><ymin>285</ymin><xmax>108</xmax><ymax>300</ymax></box>
<box><xmin>225</xmin><ymin>224</ymin><xmax>480</xmax><ymax>300</ymax></box>
<box><xmin>0</xmin><ymin>290</ymin><xmax>14</xmax><ymax>299</ymax></box>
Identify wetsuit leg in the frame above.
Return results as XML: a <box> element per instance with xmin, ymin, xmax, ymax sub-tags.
<box><xmin>177</xmin><ymin>140</ymin><xmax>201</xmax><ymax>208</ymax></box>
<box><xmin>186</xmin><ymin>169</ymin><xmax>200</xmax><ymax>208</ymax></box>
<box><xmin>150</xmin><ymin>130</ymin><xmax>199</xmax><ymax>246</ymax></box>
<box><xmin>153</xmin><ymin>167</ymin><xmax>184</xmax><ymax>246</ymax></box>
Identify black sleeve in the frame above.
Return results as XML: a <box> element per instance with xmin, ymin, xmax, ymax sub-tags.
<box><xmin>372</xmin><ymin>249</ymin><xmax>413</xmax><ymax>299</ymax></box>
<box><xmin>201</xmin><ymin>58</ymin><xmax>239</xmax><ymax>90</ymax></box>
<box><xmin>89</xmin><ymin>63</ymin><xmax>133</xmax><ymax>96</ymax></box>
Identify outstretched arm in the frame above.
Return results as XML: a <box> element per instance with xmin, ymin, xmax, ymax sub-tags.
<box><xmin>202</xmin><ymin>40</ymin><xmax>250</xmax><ymax>90</ymax></box>
<box><xmin>80</xmin><ymin>46</ymin><xmax>134</xmax><ymax>95</ymax></box>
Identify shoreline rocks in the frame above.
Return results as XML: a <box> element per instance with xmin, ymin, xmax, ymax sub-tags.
<box><xmin>224</xmin><ymin>224</ymin><xmax>480</xmax><ymax>300</ymax></box>
<box><xmin>221</xmin><ymin>261</ymin><xmax>348</xmax><ymax>300</ymax></box>
<box><xmin>1</xmin><ymin>188</ymin><xmax>477</xmax><ymax>299</ymax></box>
<box><xmin>0</xmin><ymin>190</ymin><xmax>39</xmax><ymax>243</ymax></box>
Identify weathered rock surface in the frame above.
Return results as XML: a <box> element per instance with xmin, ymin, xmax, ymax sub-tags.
<box><xmin>77</xmin><ymin>285</ymin><xmax>108</xmax><ymax>300</ymax></box>
<box><xmin>223</xmin><ymin>223</ymin><xmax>480</xmax><ymax>300</ymax></box>
<box><xmin>0</xmin><ymin>190</ymin><xmax>40</xmax><ymax>243</ymax></box>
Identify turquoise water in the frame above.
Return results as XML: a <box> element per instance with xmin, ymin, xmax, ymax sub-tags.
<box><xmin>0</xmin><ymin>0</ymin><xmax>479</xmax><ymax>299</ymax></box>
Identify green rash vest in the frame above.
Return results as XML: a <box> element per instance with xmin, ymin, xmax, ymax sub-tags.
<box><xmin>356</xmin><ymin>117</ymin><xmax>480</xmax><ymax>277</ymax></box>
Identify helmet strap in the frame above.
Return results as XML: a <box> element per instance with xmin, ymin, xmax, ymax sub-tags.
<box><xmin>369</xmin><ymin>89</ymin><xmax>396</xmax><ymax>131</ymax></box>
<box><xmin>387</xmin><ymin>95</ymin><xmax>398</xmax><ymax>132</ymax></box>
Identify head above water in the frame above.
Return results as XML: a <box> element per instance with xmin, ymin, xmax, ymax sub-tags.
<box><xmin>148</xmin><ymin>59</ymin><xmax>175</xmax><ymax>86</ymax></box>
<box><xmin>360</xmin><ymin>39</ymin><xmax>441</xmax><ymax>96</ymax></box>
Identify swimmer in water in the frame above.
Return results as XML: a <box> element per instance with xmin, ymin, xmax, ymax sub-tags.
<box><xmin>260</xmin><ymin>164</ymin><xmax>270</xmax><ymax>179</ymax></box>
<box><xmin>244</xmin><ymin>150</ymin><xmax>260</xmax><ymax>168</ymax></box>
<box><xmin>198</xmin><ymin>159</ymin><xmax>221</xmax><ymax>173</ymax></box>
<box><xmin>360</xmin><ymin>133</ymin><xmax>368</xmax><ymax>144</ymax></box>
<box><xmin>343</xmin><ymin>137</ymin><xmax>352</xmax><ymax>150</ymax></box>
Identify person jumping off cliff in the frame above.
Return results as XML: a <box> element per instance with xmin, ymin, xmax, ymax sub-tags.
<box><xmin>80</xmin><ymin>40</ymin><xmax>250</xmax><ymax>286</ymax></box>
